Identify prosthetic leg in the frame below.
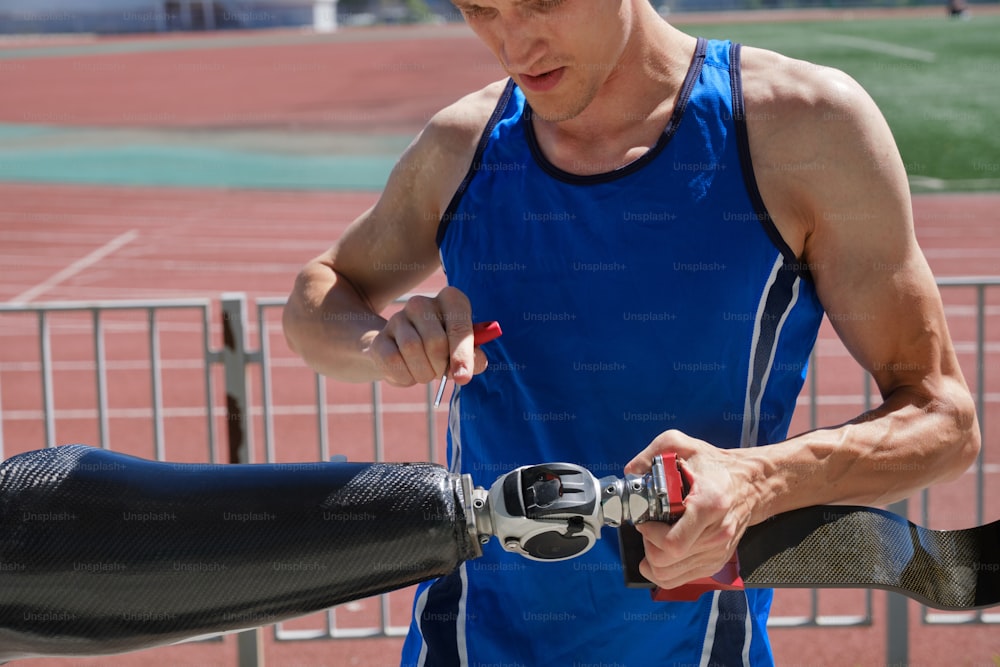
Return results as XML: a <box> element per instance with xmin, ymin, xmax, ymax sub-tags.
<box><xmin>1</xmin><ymin>446</ymin><xmax>997</xmax><ymax>661</ymax></box>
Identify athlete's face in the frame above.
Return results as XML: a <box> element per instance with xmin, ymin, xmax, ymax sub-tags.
<box><xmin>452</xmin><ymin>0</ymin><xmax>631</xmax><ymax>122</ymax></box>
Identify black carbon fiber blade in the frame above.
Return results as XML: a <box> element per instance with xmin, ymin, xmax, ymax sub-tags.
<box><xmin>739</xmin><ymin>505</ymin><xmax>1000</xmax><ymax>611</ymax></box>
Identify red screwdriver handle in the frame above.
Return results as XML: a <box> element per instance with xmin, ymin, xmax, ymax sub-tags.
<box><xmin>473</xmin><ymin>320</ymin><xmax>503</xmax><ymax>345</ymax></box>
<box><xmin>433</xmin><ymin>321</ymin><xmax>502</xmax><ymax>408</ymax></box>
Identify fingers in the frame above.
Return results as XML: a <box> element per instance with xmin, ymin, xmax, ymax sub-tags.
<box><xmin>635</xmin><ymin>517</ymin><xmax>739</xmax><ymax>589</ymax></box>
<box><xmin>368</xmin><ymin>287</ymin><xmax>487</xmax><ymax>387</ymax></box>
<box><xmin>369</xmin><ymin>296</ymin><xmax>440</xmax><ymax>386</ymax></box>
<box><xmin>628</xmin><ymin>430</ymin><xmax>747</xmax><ymax>589</ymax></box>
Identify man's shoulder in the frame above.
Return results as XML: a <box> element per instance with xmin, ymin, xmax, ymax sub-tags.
<box><xmin>381</xmin><ymin>79</ymin><xmax>510</xmax><ymax>223</ymax></box>
<box><xmin>419</xmin><ymin>79</ymin><xmax>511</xmax><ymax>160</ymax></box>
<box><xmin>736</xmin><ymin>45</ymin><xmax>895</xmax><ymax>258</ymax></box>
<box><xmin>738</xmin><ymin>45</ymin><xmax>873</xmax><ymax>130</ymax></box>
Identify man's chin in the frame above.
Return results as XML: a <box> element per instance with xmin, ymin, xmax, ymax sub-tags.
<box><xmin>525</xmin><ymin>98</ymin><xmax>591</xmax><ymax>124</ymax></box>
<box><xmin>521</xmin><ymin>81</ymin><xmax>600</xmax><ymax>125</ymax></box>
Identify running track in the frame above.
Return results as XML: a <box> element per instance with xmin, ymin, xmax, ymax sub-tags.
<box><xmin>1</xmin><ymin>19</ymin><xmax>998</xmax><ymax>667</ymax></box>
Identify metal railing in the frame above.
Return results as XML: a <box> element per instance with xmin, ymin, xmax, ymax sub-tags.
<box><xmin>0</xmin><ymin>279</ymin><xmax>996</xmax><ymax>666</ymax></box>
<box><xmin>0</xmin><ymin>297</ymin><xmax>218</xmax><ymax>460</ymax></box>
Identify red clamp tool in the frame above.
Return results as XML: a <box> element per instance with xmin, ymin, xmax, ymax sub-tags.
<box><xmin>617</xmin><ymin>453</ymin><xmax>744</xmax><ymax>601</ymax></box>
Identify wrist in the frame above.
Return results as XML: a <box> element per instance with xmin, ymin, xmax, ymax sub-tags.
<box><xmin>729</xmin><ymin>447</ymin><xmax>780</xmax><ymax>526</ymax></box>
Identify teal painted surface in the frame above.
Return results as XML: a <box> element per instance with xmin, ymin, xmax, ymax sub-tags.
<box><xmin>0</xmin><ymin>124</ymin><xmax>404</xmax><ymax>190</ymax></box>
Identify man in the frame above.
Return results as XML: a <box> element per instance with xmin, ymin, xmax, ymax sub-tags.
<box><xmin>283</xmin><ymin>1</ymin><xmax>980</xmax><ymax>664</ymax></box>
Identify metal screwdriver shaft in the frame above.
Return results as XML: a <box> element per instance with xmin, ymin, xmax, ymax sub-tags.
<box><xmin>433</xmin><ymin>320</ymin><xmax>502</xmax><ymax>407</ymax></box>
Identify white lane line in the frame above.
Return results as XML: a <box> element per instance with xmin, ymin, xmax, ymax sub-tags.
<box><xmin>8</xmin><ymin>229</ymin><xmax>138</xmax><ymax>305</ymax></box>
<box><xmin>910</xmin><ymin>175</ymin><xmax>1000</xmax><ymax>191</ymax></box>
<box><xmin>821</xmin><ymin>34</ymin><xmax>936</xmax><ymax>62</ymax></box>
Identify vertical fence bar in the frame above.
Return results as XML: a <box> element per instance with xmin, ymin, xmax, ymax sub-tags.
<box><xmin>316</xmin><ymin>373</ymin><xmax>329</xmax><ymax>463</ymax></box>
<box><xmin>884</xmin><ymin>311</ymin><xmax>909</xmax><ymax>664</ymax></box>
<box><xmin>202</xmin><ymin>304</ymin><xmax>218</xmax><ymax>464</ymax></box>
<box><xmin>860</xmin><ymin>374</ymin><xmax>875</xmax><ymax>623</ymax></box>
<box><xmin>975</xmin><ymin>284</ymin><xmax>986</xmax><ymax>528</ymax></box>
<box><xmin>373</xmin><ymin>376</ymin><xmax>392</xmax><ymax>638</ymax></box>
<box><xmin>257</xmin><ymin>304</ymin><xmax>277</xmax><ymax>464</ymax></box>
<box><xmin>221</xmin><ymin>293</ymin><xmax>252</xmax><ymax>466</ymax></box>
<box><xmin>886</xmin><ymin>497</ymin><xmax>910</xmax><ymax>666</ymax></box>
<box><xmin>39</xmin><ymin>310</ymin><xmax>56</xmax><ymax>448</ymax></box>
<box><xmin>876</xmin><ymin>293</ymin><xmax>910</xmax><ymax>662</ymax></box>
<box><xmin>372</xmin><ymin>381</ymin><xmax>384</xmax><ymax>462</ymax></box>
<box><xmin>808</xmin><ymin>346</ymin><xmax>819</xmax><ymax>623</ymax></box>
<box><xmin>974</xmin><ymin>285</ymin><xmax>987</xmax><ymax>623</ymax></box>
<box><xmin>808</xmin><ymin>346</ymin><xmax>818</xmax><ymax>431</ymax></box>
<box><xmin>220</xmin><ymin>293</ymin><xmax>264</xmax><ymax>667</ymax></box>
<box><xmin>93</xmin><ymin>309</ymin><xmax>110</xmax><ymax>450</ymax></box>
<box><xmin>148</xmin><ymin>308</ymin><xmax>166</xmax><ymax>461</ymax></box>
<box><xmin>0</xmin><ymin>369</ymin><xmax>5</xmax><ymax>459</ymax></box>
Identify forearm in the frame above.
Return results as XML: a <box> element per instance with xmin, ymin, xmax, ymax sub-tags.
<box><xmin>282</xmin><ymin>262</ymin><xmax>386</xmax><ymax>382</ymax></box>
<box><xmin>743</xmin><ymin>377</ymin><xmax>980</xmax><ymax>524</ymax></box>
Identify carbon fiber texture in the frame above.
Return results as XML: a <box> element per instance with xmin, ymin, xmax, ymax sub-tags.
<box><xmin>739</xmin><ymin>505</ymin><xmax>1000</xmax><ymax>610</ymax></box>
<box><xmin>0</xmin><ymin>446</ymin><xmax>477</xmax><ymax>660</ymax></box>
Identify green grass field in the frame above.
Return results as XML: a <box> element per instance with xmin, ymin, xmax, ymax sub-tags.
<box><xmin>684</xmin><ymin>14</ymin><xmax>1000</xmax><ymax>192</ymax></box>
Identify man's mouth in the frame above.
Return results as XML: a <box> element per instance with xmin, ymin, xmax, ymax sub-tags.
<box><xmin>518</xmin><ymin>67</ymin><xmax>566</xmax><ymax>92</ymax></box>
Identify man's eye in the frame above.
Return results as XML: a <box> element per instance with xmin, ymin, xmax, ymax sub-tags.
<box><xmin>462</xmin><ymin>5</ymin><xmax>494</xmax><ymax>18</ymax></box>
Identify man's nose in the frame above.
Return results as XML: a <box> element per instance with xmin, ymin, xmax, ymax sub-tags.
<box><xmin>497</xmin><ymin>10</ymin><xmax>548</xmax><ymax>74</ymax></box>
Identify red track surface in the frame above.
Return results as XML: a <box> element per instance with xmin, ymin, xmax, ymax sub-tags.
<box><xmin>0</xmin><ymin>25</ymin><xmax>500</xmax><ymax>132</ymax></box>
<box><xmin>2</xmin><ymin>19</ymin><xmax>999</xmax><ymax>667</ymax></box>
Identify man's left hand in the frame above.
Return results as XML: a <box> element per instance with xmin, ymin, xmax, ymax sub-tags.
<box><xmin>624</xmin><ymin>430</ymin><xmax>757</xmax><ymax>590</ymax></box>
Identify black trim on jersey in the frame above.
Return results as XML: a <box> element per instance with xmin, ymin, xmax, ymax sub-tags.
<box><xmin>436</xmin><ymin>79</ymin><xmax>518</xmax><ymax>247</ymax></box>
<box><xmin>745</xmin><ymin>259</ymin><xmax>799</xmax><ymax>446</ymax></box>
<box><xmin>707</xmin><ymin>590</ymin><xmax>750</xmax><ymax>667</ymax></box>
<box><xmin>522</xmin><ymin>37</ymin><xmax>709</xmax><ymax>186</ymax></box>
<box><xmin>729</xmin><ymin>42</ymin><xmax>812</xmax><ymax>281</ymax></box>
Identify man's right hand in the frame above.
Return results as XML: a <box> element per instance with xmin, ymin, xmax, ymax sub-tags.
<box><xmin>366</xmin><ymin>286</ymin><xmax>489</xmax><ymax>388</ymax></box>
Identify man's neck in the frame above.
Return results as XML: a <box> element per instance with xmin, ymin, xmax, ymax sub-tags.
<box><xmin>532</xmin><ymin>18</ymin><xmax>698</xmax><ymax>175</ymax></box>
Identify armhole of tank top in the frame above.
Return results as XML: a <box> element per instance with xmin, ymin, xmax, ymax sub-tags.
<box><xmin>729</xmin><ymin>43</ymin><xmax>812</xmax><ymax>282</ymax></box>
<box><xmin>435</xmin><ymin>79</ymin><xmax>518</xmax><ymax>248</ymax></box>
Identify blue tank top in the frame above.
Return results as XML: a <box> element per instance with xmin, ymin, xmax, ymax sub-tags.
<box><xmin>402</xmin><ymin>39</ymin><xmax>824</xmax><ymax>667</ymax></box>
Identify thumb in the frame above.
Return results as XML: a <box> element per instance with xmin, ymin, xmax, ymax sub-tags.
<box><xmin>436</xmin><ymin>287</ymin><xmax>475</xmax><ymax>384</ymax></box>
<box><xmin>624</xmin><ymin>429</ymin><xmax>691</xmax><ymax>476</ymax></box>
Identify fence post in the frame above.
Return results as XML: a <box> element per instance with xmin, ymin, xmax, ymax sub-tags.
<box><xmin>885</xmin><ymin>500</ymin><xmax>909</xmax><ymax>666</ymax></box>
<box><xmin>221</xmin><ymin>293</ymin><xmax>252</xmax><ymax>466</ymax></box>
<box><xmin>220</xmin><ymin>293</ymin><xmax>265</xmax><ymax>667</ymax></box>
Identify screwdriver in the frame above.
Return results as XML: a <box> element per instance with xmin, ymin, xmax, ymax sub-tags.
<box><xmin>433</xmin><ymin>320</ymin><xmax>503</xmax><ymax>407</ymax></box>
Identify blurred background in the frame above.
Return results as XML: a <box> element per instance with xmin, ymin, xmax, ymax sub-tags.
<box><xmin>0</xmin><ymin>0</ymin><xmax>995</xmax><ymax>33</ymax></box>
<box><xmin>1</xmin><ymin>1</ymin><xmax>998</xmax><ymax>666</ymax></box>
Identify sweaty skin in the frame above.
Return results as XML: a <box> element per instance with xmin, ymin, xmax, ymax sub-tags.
<box><xmin>283</xmin><ymin>0</ymin><xmax>980</xmax><ymax>592</ymax></box>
